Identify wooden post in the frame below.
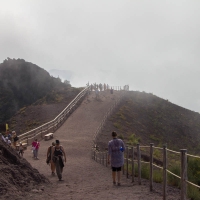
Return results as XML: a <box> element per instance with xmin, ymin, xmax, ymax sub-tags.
<box><xmin>163</xmin><ymin>144</ymin><xmax>167</xmax><ymax>200</ymax></box>
<box><xmin>180</xmin><ymin>149</ymin><xmax>187</xmax><ymax>200</ymax></box>
<box><xmin>103</xmin><ymin>152</ymin><xmax>104</xmax><ymax>166</ymax></box>
<box><xmin>126</xmin><ymin>146</ymin><xmax>129</xmax><ymax>178</ymax></box>
<box><xmin>150</xmin><ymin>143</ymin><xmax>154</xmax><ymax>191</ymax></box>
<box><xmin>137</xmin><ymin>144</ymin><xmax>141</xmax><ymax>185</ymax></box>
<box><xmin>131</xmin><ymin>146</ymin><xmax>135</xmax><ymax>182</ymax></box>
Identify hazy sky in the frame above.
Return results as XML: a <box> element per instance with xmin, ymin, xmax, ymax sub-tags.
<box><xmin>1</xmin><ymin>0</ymin><xmax>200</xmax><ymax>112</ymax></box>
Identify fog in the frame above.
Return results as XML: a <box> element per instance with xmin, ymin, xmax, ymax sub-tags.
<box><xmin>1</xmin><ymin>0</ymin><xmax>200</xmax><ymax>112</ymax></box>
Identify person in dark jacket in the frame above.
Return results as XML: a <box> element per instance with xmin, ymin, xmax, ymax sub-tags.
<box><xmin>52</xmin><ymin>140</ymin><xmax>66</xmax><ymax>181</ymax></box>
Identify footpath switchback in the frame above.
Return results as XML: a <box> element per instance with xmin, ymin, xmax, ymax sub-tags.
<box><xmin>24</xmin><ymin>90</ymin><xmax>182</xmax><ymax>200</ymax></box>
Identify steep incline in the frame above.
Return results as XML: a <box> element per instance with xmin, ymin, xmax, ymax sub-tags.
<box><xmin>23</xmin><ymin>90</ymin><xmax>182</xmax><ymax>200</ymax></box>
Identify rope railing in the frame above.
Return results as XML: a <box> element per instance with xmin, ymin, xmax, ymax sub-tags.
<box><xmin>19</xmin><ymin>86</ymin><xmax>90</xmax><ymax>144</ymax></box>
<box><xmin>92</xmin><ymin>143</ymin><xmax>200</xmax><ymax>200</ymax></box>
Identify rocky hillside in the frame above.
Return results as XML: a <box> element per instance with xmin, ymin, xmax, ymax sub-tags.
<box><xmin>0</xmin><ymin>58</ymin><xmax>71</xmax><ymax>125</ymax></box>
<box><xmin>97</xmin><ymin>91</ymin><xmax>200</xmax><ymax>154</ymax></box>
<box><xmin>0</xmin><ymin>139</ymin><xmax>49</xmax><ymax>199</ymax></box>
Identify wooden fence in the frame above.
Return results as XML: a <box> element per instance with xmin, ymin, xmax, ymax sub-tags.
<box><xmin>92</xmin><ymin>143</ymin><xmax>200</xmax><ymax>200</ymax></box>
<box><xmin>19</xmin><ymin>84</ymin><xmax>128</xmax><ymax>145</ymax></box>
<box><xmin>18</xmin><ymin>86</ymin><xmax>90</xmax><ymax>144</ymax></box>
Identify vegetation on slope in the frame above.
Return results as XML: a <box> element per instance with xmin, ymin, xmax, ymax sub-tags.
<box><xmin>0</xmin><ymin>58</ymin><xmax>81</xmax><ymax>134</ymax></box>
<box><xmin>98</xmin><ymin>91</ymin><xmax>200</xmax><ymax>154</ymax></box>
<box><xmin>0</xmin><ymin>58</ymin><xmax>64</xmax><ymax>123</ymax></box>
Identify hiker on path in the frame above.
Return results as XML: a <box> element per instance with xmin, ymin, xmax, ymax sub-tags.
<box><xmin>32</xmin><ymin>139</ymin><xmax>40</xmax><ymax>159</ymax></box>
<box><xmin>52</xmin><ymin>140</ymin><xmax>66</xmax><ymax>181</ymax></box>
<box><xmin>46</xmin><ymin>142</ymin><xmax>56</xmax><ymax>176</ymax></box>
<box><xmin>19</xmin><ymin>143</ymin><xmax>24</xmax><ymax>157</ymax></box>
<box><xmin>12</xmin><ymin>131</ymin><xmax>19</xmax><ymax>148</ymax></box>
<box><xmin>108</xmin><ymin>131</ymin><xmax>125</xmax><ymax>186</ymax></box>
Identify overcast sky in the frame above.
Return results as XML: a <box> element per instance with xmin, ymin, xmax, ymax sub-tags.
<box><xmin>1</xmin><ymin>0</ymin><xmax>200</xmax><ymax>112</ymax></box>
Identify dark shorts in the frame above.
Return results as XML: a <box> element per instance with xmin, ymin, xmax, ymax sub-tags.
<box><xmin>112</xmin><ymin>167</ymin><xmax>121</xmax><ymax>171</ymax></box>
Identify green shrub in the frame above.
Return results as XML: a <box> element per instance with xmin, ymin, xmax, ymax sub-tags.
<box><xmin>127</xmin><ymin>134</ymin><xmax>140</xmax><ymax>146</ymax></box>
<box><xmin>153</xmin><ymin>169</ymin><xmax>163</xmax><ymax>183</ymax></box>
<box><xmin>187</xmin><ymin>185</ymin><xmax>200</xmax><ymax>200</ymax></box>
<box><xmin>113</xmin><ymin>122</ymin><xmax>121</xmax><ymax>129</ymax></box>
<box><xmin>118</xmin><ymin>134</ymin><xmax>124</xmax><ymax>140</ymax></box>
<box><xmin>167</xmin><ymin>164</ymin><xmax>181</xmax><ymax>188</ymax></box>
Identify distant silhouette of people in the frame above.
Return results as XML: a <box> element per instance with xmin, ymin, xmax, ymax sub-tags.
<box><xmin>99</xmin><ymin>83</ymin><xmax>102</xmax><ymax>91</ymax></box>
<box><xmin>108</xmin><ymin>131</ymin><xmax>125</xmax><ymax>186</ymax></box>
<box><xmin>110</xmin><ymin>88</ymin><xmax>113</xmax><ymax>94</ymax></box>
<box><xmin>95</xmin><ymin>88</ymin><xmax>99</xmax><ymax>99</ymax></box>
<box><xmin>104</xmin><ymin>83</ymin><xmax>106</xmax><ymax>91</ymax></box>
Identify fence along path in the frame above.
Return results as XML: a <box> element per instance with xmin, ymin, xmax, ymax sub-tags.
<box><xmin>23</xmin><ymin>89</ymin><xmax>179</xmax><ymax>200</ymax></box>
<box><xmin>19</xmin><ymin>86</ymin><xmax>90</xmax><ymax>144</ymax></box>
<box><xmin>92</xmin><ymin>143</ymin><xmax>197</xmax><ymax>200</ymax></box>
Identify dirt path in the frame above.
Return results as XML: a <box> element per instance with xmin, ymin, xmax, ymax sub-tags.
<box><xmin>24</xmin><ymin>91</ymin><xmax>182</xmax><ymax>200</ymax></box>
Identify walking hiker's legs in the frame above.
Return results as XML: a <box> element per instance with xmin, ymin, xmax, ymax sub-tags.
<box><xmin>112</xmin><ymin>171</ymin><xmax>116</xmax><ymax>183</ymax></box>
<box><xmin>33</xmin><ymin>150</ymin><xmax>36</xmax><ymax>158</ymax></box>
<box><xmin>51</xmin><ymin>160</ymin><xmax>56</xmax><ymax>173</ymax></box>
<box><xmin>117</xmin><ymin>171</ymin><xmax>121</xmax><ymax>184</ymax></box>
<box><xmin>35</xmin><ymin>149</ymin><xmax>38</xmax><ymax>159</ymax></box>
<box><xmin>56</xmin><ymin>159</ymin><xmax>62</xmax><ymax>180</ymax></box>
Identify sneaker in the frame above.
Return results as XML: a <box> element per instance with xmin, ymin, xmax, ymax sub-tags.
<box><xmin>117</xmin><ymin>183</ymin><xmax>121</xmax><ymax>186</ymax></box>
<box><xmin>113</xmin><ymin>181</ymin><xmax>116</xmax><ymax>185</ymax></box>
<box><xmin>52</xmin><ymin>172</ymin><xmax>55</xmax><ymax>176</ymax></box>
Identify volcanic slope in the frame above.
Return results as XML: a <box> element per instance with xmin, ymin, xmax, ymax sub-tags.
<box><xmin>23</xmin><ymin>90</ymin><xmax>183</xmax><ymax>200</ymax></box>
<box><xmin>97</xmin><ymin>91</ymin><xmax>200</xmax><ymax>154</ymax></box>
<box><xmin>0</xmin><ymin>139</ymin><xmax>49</xmax><ymax>200</ymax></box>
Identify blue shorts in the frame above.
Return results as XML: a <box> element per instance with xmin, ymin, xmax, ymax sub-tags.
<box><xmin>112</xmin><ymin>167</ymin><xmax>121</xmax><ymax>171</ymax></box>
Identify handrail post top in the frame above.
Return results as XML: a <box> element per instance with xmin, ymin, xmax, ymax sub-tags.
<box><xmin>150</xmin><ymin>143</ymin><xmax>154</xmax><ymax>146</ymax></box>
<box><xmin>180</xmin><ymin>149</ymin><xmax>187</xmax><ymax>153</ymax></box>
<box><xmin>163</xmin><ymin>144</ymin><xmax>167</xmax><ymax>148</ymax></box>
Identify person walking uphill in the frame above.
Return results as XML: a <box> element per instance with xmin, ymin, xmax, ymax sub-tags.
<box><xmin>108</xmin><ymin>131</ymin><xmax>125</xmax><ymax>186</ymax></box>
<box><xmin>46</xmin><ymin>142</ymin><xmax>56</xmax><ymax>176</ymax></box>
<box><xmin>52</xmin><ymin>140</ymin><xmax>66</xmax><ymax>181</ymax></box>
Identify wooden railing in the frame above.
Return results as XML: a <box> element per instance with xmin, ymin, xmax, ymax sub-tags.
<box><xmin>92</xmin><ymin>143</ymin><xmax>200</xmax><ymax>200</ymax></box>
<box><xmin>19</xmin><ymin>86</ymin><xmax>90</xmax><ymax>144</ymax></box>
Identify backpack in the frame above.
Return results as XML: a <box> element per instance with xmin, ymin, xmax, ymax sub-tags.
<box><xmin>14</xmin><ymin>136</ymin><xmax>19</xmax><ymax>142</ymax></box>
<box><xmin>46</xmin><ymin>146</ymin><xmax>52</xmax><ymax>164</ymax></box>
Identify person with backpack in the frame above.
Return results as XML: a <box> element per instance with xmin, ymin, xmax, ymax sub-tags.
<box><xmin>52</xmin><ymin>140</ymin><xmax>66</xmax><ymax>181</ymax></box>
<box><xmin>108</xmin><ymin>131</ymin><xmax>125</xmax><ymax>186</ymax></box>
<box><xmin>46</xmin><ymin>142</ymin><xmax>56</xmax><ymax>175</ymax></box>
